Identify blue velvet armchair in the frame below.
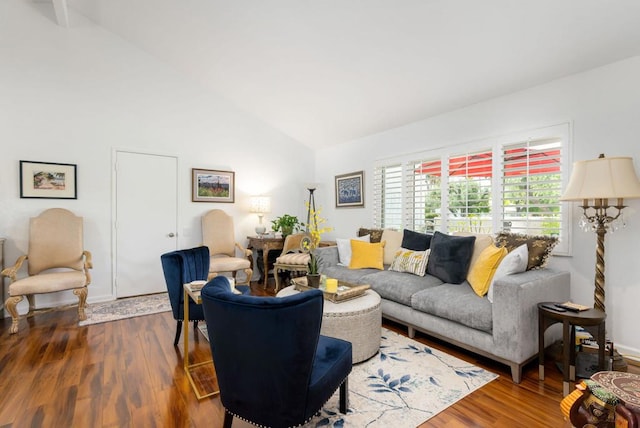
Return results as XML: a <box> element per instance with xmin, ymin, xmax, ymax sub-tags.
<box><xmin>201</xmin><ymin>276</ymin><xmax>352</xmax><ymax>428</ymax></box>
<box><xmin>161</xmin><ymin>246</ymin><xmax>210</xmax><ymax>346</ymax></box>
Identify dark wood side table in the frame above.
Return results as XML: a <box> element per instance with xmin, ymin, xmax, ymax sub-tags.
<box><xmin>246</xmin><ymin>236</ymin><xmax>284</xmax><ymax>288</ymax></box>
<box><xmin>538</xmin><ymin>302</ymin><xmax>606</xmax><ymax>396</ymax></box>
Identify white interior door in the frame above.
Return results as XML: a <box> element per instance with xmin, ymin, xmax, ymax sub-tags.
<box><xmin>115</xmin><ymin>151</ymin><xmax>178</xmax><ymax>298</ymax></box>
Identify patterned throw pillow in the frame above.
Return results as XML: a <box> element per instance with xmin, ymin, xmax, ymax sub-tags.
<box><xmin>389</xmin><ymin>248</ymin><xmax>430</xmax><ymax>276</ymax></box>
<box><xmin>358</xmin><ymin>227</ymin><xmax>384</xmax><ymax>243</ymax></box>
<box><xmin>494</xmin><ymin>232</ymin><xmax>558</xmax><ymax>270</ymax></box>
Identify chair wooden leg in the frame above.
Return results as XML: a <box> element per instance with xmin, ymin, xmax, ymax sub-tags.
<box><xmin>339</xmin><ymin>377</ymin><xmax>349</xmax><ymax>414</ymax></box>
<box><xmin>240</xmin><ymin>268</ymin><xmax>252</xmax><ymax>285</ymax></box>
<box><xmin>173</xmin><ymin>320</ymin><xmax>183</xmax><ymax>346</ymax></box>
<box><xmin>274</xmin><ymin>267</ymin><xmax>281</xmax><ymax>293</ymax></box>
<box><xmin>5</xmin><ymin>295</ymin><xmax>23</xmax><ymax>334</ymax></box>
<box><xmin>26</xmin><ymin>294</ymin><xmax>36</xmax><ymax>316</ymax></box>
<box><xmin>223</xmin><ymin>409</ymin><xmax>233</xmax><ymax>428</ymax></box>
<box><xmin>74</xmin><ymin>287</ymin><xmax>88</xmax><ymax>321</ymax></box>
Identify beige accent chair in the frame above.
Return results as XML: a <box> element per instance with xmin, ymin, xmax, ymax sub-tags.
<box><xmin>1</xmin><ymin>208</ymin><xmax>92</xmax><ymax>334</ymax></box>
<box><xmin>273</xmin><ymin>233</ymin><xmax>310</xmax><ymax>293</ymax></box>
<box><xmin>202</xmin><ymin>209</ymin><xmax>253</xmax><ymax>285</ymax></box>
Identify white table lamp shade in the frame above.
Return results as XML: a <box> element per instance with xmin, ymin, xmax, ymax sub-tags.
<box><xmin>250</xmin><ymin>196</ymin><xmax>271</xmax><ymax>214</ymax></box>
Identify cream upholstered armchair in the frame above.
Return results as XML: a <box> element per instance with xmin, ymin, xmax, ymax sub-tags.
<box><xmin>202</xmin><ymin>209</ymin><xmax>253</xmax><ymax>285</ymax></box>
<box><xmin>1</xmin><ymin>208</ymin><xmax>92</xmax><ymax>334</ymax></box>
<box><xmin>273</xmin><ymin>233</ymin><xmax>310</xmax><ymax>293</ymax></box>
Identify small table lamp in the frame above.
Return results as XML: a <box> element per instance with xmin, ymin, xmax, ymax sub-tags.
<box><xmin>560</xmin><ymin>154</ymin><xmax>640</xmax><ymax>312</ymax></box>
<box><xmin>250</xmin><ymin>196</ymin><xmax>271</xmax><ymax>236</ymax></box>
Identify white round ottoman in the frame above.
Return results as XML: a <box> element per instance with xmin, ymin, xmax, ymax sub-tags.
<box><xmin>277</xmin><ymin>285</ymin><xmax>382</xmax><ymax>363</ymax></box>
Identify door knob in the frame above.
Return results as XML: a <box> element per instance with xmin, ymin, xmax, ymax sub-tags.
<box><xmin>168</xmin><ymin>233</ymin><xmax>175</xmax><ymax>237</ymax></box>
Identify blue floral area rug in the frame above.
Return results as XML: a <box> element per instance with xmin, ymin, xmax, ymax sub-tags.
<box><xmin>201</xmin><ymin>326</ymin><xmax>498</xmax><ymax>427</ymax></box>
<box><xmin>78</xmin><ymin>292</ymin><xmax>171</xmax><ymax>326</ymax></box>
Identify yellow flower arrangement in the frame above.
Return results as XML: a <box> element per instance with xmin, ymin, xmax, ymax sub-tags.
<box><xmin>303</xmin><ymin>203</ymin><xmax>332</xmax><ymax>274</ymax></box>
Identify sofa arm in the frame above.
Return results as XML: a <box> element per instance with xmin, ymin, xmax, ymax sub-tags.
<box><xmin>492</xmin><ymin>268</ymin><xmax>570</xmax><ymax>363</ymax></box>
<box><xmin>314</xmin><ymin>246</ymin><xmax>340</xmax><ymax>271</ymax></box>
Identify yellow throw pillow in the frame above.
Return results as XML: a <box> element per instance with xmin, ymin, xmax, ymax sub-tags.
<box><xmin>349</xmin><ymin>240</ymin><xmax>385</xmax><ymax>270</ymax></box>
<box><xmin>468</xmin><ymin>244</ymin><xmax>508</xmax><ymax>297</ymax></box>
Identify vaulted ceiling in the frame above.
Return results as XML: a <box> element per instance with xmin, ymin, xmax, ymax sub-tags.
<box><xmin>67</xmin><ymin>0</ymin><xmax>640</xmax><ymax>148</ymax></box>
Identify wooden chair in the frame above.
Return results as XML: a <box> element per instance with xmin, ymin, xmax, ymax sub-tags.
<box><xmin>273</xmin><ymin>233</ymin><xmax>310</xmax><ymax>293</ymax></box>
<box><xmin>1</xmin><ymin>208</ymin><xmax>92</xmax><ymax>334</ymax></box>
<box><xmin>201</xmin><ymin>209</ymin><xmax>253</xmax><ymax>285</ymax></box>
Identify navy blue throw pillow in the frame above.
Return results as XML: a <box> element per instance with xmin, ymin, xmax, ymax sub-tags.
<box><xmin>401</xmin><ymin>229</ymin><xmax>432</xmax><ymax>251</ymax></box>
<box><xmin>426</xmin><ymin>231</ymin><xmax>476</xmax><ymax>284</ymax></box>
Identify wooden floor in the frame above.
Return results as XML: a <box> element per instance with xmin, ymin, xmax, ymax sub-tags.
<box><xmin>1</xmin><ymin>283</ymin><xmax>634</xmax><ymax>427</ymax></box>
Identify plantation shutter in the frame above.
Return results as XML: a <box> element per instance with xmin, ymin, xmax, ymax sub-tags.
<box><xmin>407</xmin><ymin>157</ymin><xmax>442</xmax><ymax>232</ymax></box>
<box><xmin>501</xmin><ymin>138</ymin><xmax>563</xmax><ymax>237</ymax></box>
<box><xmin>446</xmin><ymin>149</ymin><xmax>493</xmax><ymax>233</ymax></box>
<box><xmin>373</xmin><ymin>164</ymin><xmax>402</xmax><ymax>229</ymax></box>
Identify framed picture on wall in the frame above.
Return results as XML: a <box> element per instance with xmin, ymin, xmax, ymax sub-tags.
<box><xmin>20</xmin><ymin>160</ymin><xmax>77</xmax><ymax>199</ymax></box>
<box><xmin>192</xmin><ymin>168</ymin><xmax>235</xmax><ymax>203</ymax></box>
<box><xmin>335</xmin><ymin>170</ymin><xmax>364</xmax><ymax>208</ymax></box>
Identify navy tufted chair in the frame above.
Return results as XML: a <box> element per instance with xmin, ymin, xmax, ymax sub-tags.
<box><xmin>161</xmin><ymin>247</ymin><xmax>252</xmax><ymax>346</ymax></box>
<box><xmin>201</xmin><ymin>276</ymin><xmax>352</xmax><ymax>428</ymax></box>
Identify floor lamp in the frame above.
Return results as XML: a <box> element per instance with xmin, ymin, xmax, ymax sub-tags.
<box><xmin>560</xmin><ymin>154</ymin><xmax>640</xmax><ymax>312</ymax></box>
<box><xmin>305</xmin><ymin>186</ymin><xmax>316</xmax><ymax>233</ymax></box>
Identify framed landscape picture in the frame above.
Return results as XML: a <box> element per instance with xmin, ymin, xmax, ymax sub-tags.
<box><xmin>20</xmin><ymin>160</ymin><xmax>77</xmax><ymax>199</ymax></box>
<box><xmin>192</xmin><ymin>168</ymin><xmax>235</xmax><ymax>203</ymax></box>
<box><xmin>335</xmin><ymin>170</ymin><xmax>364</xmax><ymax>208</ymax></box>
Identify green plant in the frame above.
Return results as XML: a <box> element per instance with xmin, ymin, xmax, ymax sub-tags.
<box><xmin>270</xmin><ymin>214</ymin><xmax>301</xmax><ymax>236</ymax></box>
<box><xmin>307</xmin><ymin>252</ymin><xmax>319</xmax><ymax>275</ymax></box>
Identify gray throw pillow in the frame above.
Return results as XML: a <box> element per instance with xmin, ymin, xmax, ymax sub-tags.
<box><xmin>426</xmin><ymin>231</ymin><xmax>476</xmax><ymax>284</ymax></box>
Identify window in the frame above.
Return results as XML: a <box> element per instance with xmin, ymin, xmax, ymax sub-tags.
<box><xmin>447</xmin><ymin>150</ymin><xmax>492</xmax><ymax>233</ymax></box>
<box><xmin>374</xmin><ymin>123</ymin><xmax>570</xmax><ymax>255</ymax></box>
<box><xmin>501</xmin><ymin>138</ymin><xmax>563</xmax><ymax>238</ymax></box>
<box><xmin>373</xmin><ymin>164</ymin><xmax>402</xmax><ymax>229</ymax></box>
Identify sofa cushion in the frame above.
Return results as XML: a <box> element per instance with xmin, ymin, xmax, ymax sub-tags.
<box><xmin>361</xmin><ymin>270</ymin><xmax>443</xmax><ymax>306</ymax></box>
<box><xmin>467</xmin><ymin>244</ymin><xmax>508</xmax><ymax>297</ymax></box>
<box><xmin>389</xmin><ymin>248</ymin><xmax>430</xmax><ymax>276</ymax></box>
<box><xmin>494</xmin><ymin>232</ymin><xmax>558</xmax><ymax>270</ymax></box>
<box><xmin>487</xmin><ymin>243</ymin><xmax>528</xmax><ymax>303</ymax></box>
<box><xmin>349</xmin><ymin>240</ymin><xmax>384</xmax><ymax>270</ymax></box>
<box><xmin>401</xmin><ymin>229</ymin><xmax>432</xmax><ymax>251</ymax></box>
<box><xmin>381</xmin><ymin>229</ymin><xmax>403</xmax><ymax>265</ymax></box>
<box><xmin>411</xmin><ymin>282</ymin><xmax>493</xmax><ymax>333</ymax></box>
<box><xmin>426</xmin><ymin>232</ymin><xmax>476</xmax><ymax>284</ymax></box>
<box><xmin>336</xmin><ymin>235</ymin><xmax>369</xmax><ymax>266</ymax></box>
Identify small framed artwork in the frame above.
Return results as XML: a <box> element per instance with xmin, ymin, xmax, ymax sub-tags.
<box><xmin>20</xmin><ymin>160</ymin><xmax>77</xmax><ymax>199</ymax></box>
<box><xmin>192</xmin><ymin>168</ymin><xmax>235</xmax><ymax>203</ymax></box>
<box><xmin>335</xmin><ymin>170</ymin><xmax>364</xmax><ymax>208</ymax></box>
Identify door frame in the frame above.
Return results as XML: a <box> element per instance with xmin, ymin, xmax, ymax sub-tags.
<box><xmin>111</xmin><ymin>147</ymin><xmax>180</xmax><ymax>298</ymax></box>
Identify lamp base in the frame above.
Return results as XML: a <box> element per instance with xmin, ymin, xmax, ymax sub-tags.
<box><xmin>255</xmin><ymin>225</ymin><xmax>266</xmax><ymax>235</ymax></box>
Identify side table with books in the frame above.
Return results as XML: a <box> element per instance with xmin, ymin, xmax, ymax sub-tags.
<box><xmin>538</xmin><ymin>302</ymin><xmax>607</xmax><ymax>396</ymax></box>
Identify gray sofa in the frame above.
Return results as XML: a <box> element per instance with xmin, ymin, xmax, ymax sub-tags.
<box><xmin>314</xmin><ymin>244</ymin><xmax>570</xmax><ymax>383</ymax></box>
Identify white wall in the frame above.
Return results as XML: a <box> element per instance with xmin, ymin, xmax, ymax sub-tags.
<box><xmin>0</xmin><ymin>2</ymin><xmax>314</xmax><ymax>310</ymax></box>
<box><xmin>317</xmin><ymin>56</ymin><xmax>640</xmax><ymax>357</ymax></box>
